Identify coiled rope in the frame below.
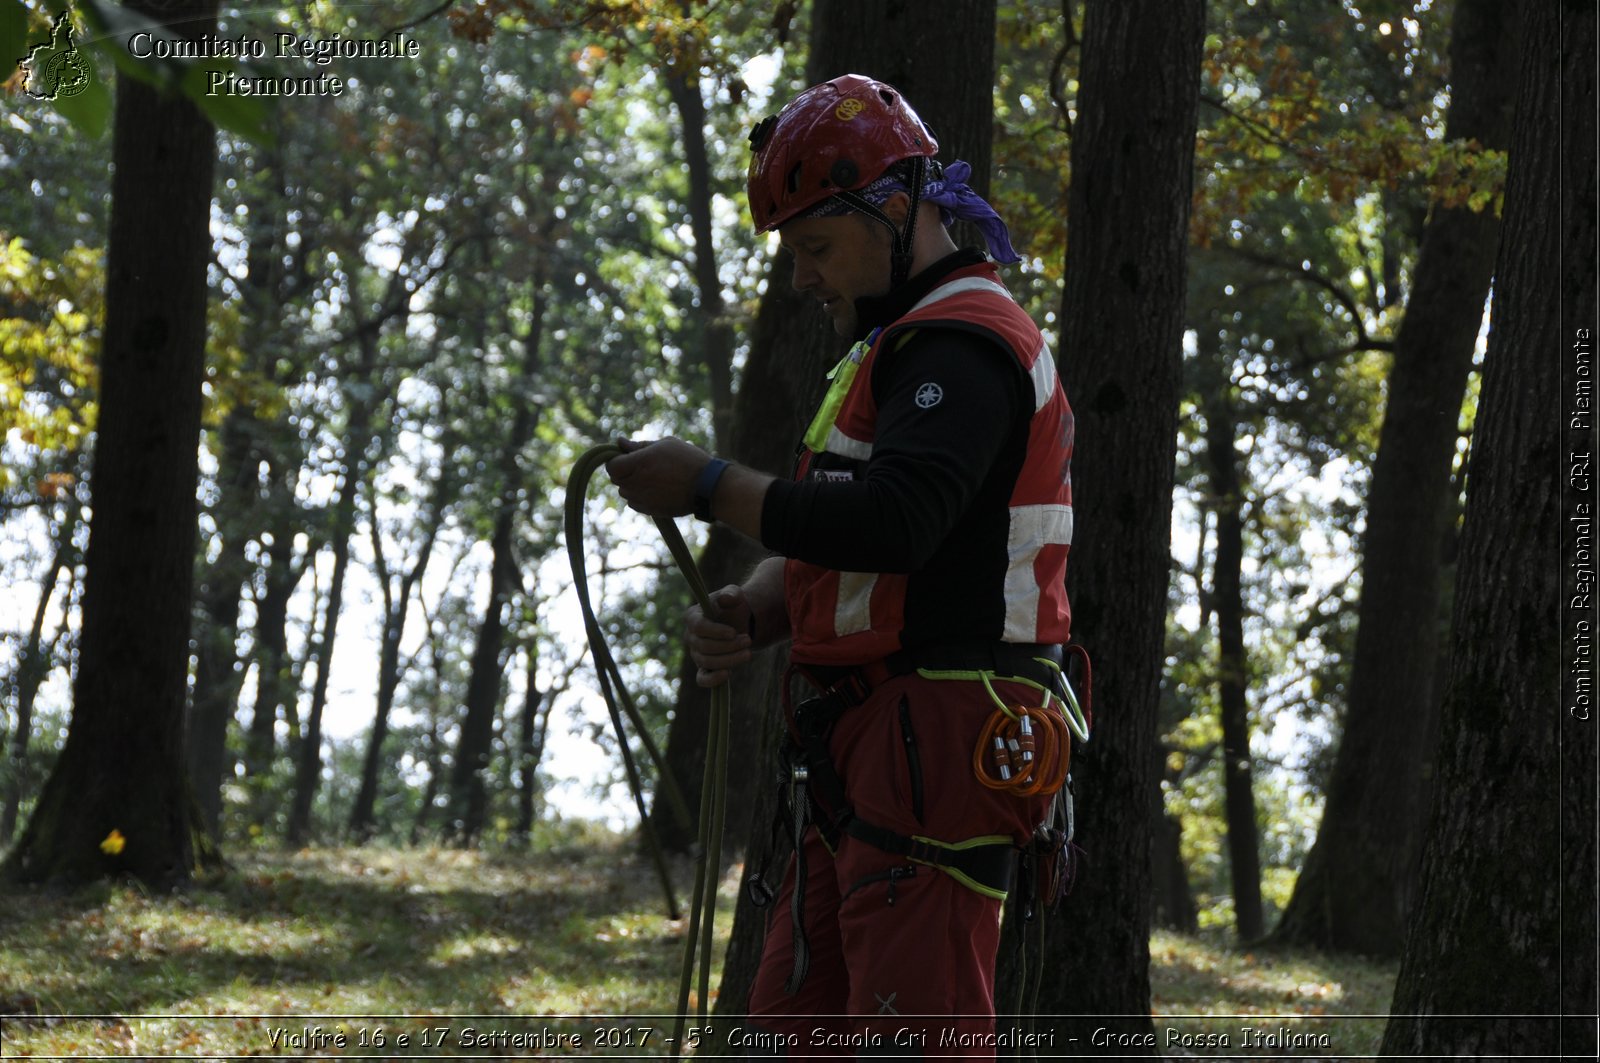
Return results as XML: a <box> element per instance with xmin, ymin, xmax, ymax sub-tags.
<box><xmin>564</xmin><ymin>443</ymin><xmax>729</xmax><ymax>1056</ymax></box>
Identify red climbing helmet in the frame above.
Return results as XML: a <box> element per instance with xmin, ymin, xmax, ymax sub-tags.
<box><xmin>746</xmin><ymin>74</ymin><xmax>939</xmax><ymax>234</ymax></box>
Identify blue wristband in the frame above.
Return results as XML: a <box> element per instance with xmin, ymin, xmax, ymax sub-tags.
<box><xmin>692</xmin><ymin>458</ymin><xmax>731</xmax><ymax>523</ymax></box>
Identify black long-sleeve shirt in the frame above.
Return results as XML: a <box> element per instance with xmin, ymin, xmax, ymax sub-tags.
<box><xmin>760</xmin><ymin>251</ymin><xmax>1039</xmax><ymax>644</ymax></box>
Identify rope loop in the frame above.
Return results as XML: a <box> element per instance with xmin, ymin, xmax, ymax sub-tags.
<box><xmin>565</xmin><ymin>443</ymin><xmax>729</xmax><ymax>1057</ymax></box>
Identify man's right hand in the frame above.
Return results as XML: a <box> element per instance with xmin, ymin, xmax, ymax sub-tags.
<box><xmin>686</xmin><ymin>585</ymin><xmax>755</xmax><ymax>688</ymax></box>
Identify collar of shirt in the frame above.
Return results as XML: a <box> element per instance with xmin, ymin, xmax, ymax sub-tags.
<box><xmin>851</xmin><ymin>248</ymin><xmax>990</xmax><ymax>340</ymax></box>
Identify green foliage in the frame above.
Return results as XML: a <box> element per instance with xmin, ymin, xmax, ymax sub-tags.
<box><xmin>0</xmin><ymin>237</ymin><xmax>99</xmax><ymax>493</ymax></box>
<box><xmin>1193</xmin><ymin>1</ymin><xmax>1503</xmax><ymax>244</ymax></box>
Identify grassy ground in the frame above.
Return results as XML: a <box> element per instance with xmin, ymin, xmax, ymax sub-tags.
<box><xmin>0</xmin><ymin>838</ymin><xmax>1396</xmax><ymax>1059</ymax></box>
<box><xmin>1148</xmin><ymin>931</ymin><xmax>1396</xmax><ymax>1058</ymax></box>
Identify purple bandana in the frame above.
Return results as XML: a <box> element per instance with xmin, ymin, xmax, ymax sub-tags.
<box><xmin>804</xmin><ymin>159</ymin><xmax>1022</xmax><ymax>264</ymax></box>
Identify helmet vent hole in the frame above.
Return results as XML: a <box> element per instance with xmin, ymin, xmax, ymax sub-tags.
<box><xmin>880</xmin><ymin>90</ymin><xmax>896</xmax><ymax>105</ymax></box>
<box><xmin>785</xmin><ymin>162</ymin><xmax>804</xmax><ymax>194</ymax></box>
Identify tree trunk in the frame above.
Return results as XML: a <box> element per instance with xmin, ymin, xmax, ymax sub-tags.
<box><xmin>1149</xmin><ymin>746</ymin><xmax>1199</xmax><ymax>933</ymax></box>
<box><xmin>1274</xmin><ymin>0</ymin><xmax>1523</xmax><ymax>957</ymax></box>
<box><xmin>1</xmin><ymin>0</ymin><xmax>221</xmax><ymax>887</ymax></box>
<box><xmin>1025</xmin><ymin>0</ymin><xmax>1203</xmax><ymax>1042</ymax></box>
<box><xmin>411</xmin><ymin>708</ymin><xmax>445</xmax><ymax>847</ymax></box>
<box><xmin>186</xmin><ymin>411</ymin><xmax>258</xmax><ymax>838</ymax></box>
<box><xmin>349</xmin><ymin>467</ymin><xmax>450</xmax><ymax>842</ymax></box>
<box><xmin>704</xmin><ymin>0</ymin><xmax>1003</xmax><ymax>1029</ymax></box>
<box><xmin>446</xmin><ymin>506</ymin><xmax>519</xmax><ymax>844</ymax></box>
<box><xmin>512</xmin><ymin>648</ymin><xmax>550</xmax><ymax>845</ymax></box>
<box><xmin>188</xmin><ymin>161</ymin><xmax>296</xmax><ymax>836</ymax></box>
<box><xmin>285</xmin><ymin>449</ymin><xmax>365</xmax><ymax>848</ymax></box>
<box><xmin>1380</xmin><ymin>2</ymin><xmax>1594</xmax><ymax>1054</ymax></box>
<box><xmin>243</xmin><ymin>465</ymin><xmax>301</xmax><ymax>780</ymax></box>
<box><xmin>1205</xmin><ymin>400</ymin><xmax>1265</xmax><ymax>942</ymax></box>
<box><xmin>665</xmin><ymin>58</ymin><xmax>735</xmax><ymax>452</ymax></box>
<box><xmin>446</xmin><ymin>282</ymin><xmax>548</xmax><ymax>845</ymax></box>
<box><xmin>1</xmin><ymin>502</ymin><xmax>78</xmax><ymax>846</ymax></box>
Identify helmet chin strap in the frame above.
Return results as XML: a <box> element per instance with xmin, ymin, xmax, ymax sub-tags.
<box><xmin>830</xmin><ymin>155</ymin><xmax>929</xmax><ymax>290</ymax></box>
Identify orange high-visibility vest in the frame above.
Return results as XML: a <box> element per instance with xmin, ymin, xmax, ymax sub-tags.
<box><xmin>785</xmin><ymin>262</ymin><xmax>1074</xmax><ymax>665</ymax></box>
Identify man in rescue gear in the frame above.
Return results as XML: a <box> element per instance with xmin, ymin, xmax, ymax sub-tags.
<box><xmin>606</xmin><ymin>74</ymin><xmax>1080</xmax><ymax>1055</ymax></box>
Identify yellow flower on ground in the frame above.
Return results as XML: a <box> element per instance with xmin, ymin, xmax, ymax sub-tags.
<box><xmin>99</xmin><ymin>829</ymin><xmax>126</xmax><ymax>855</ymax></box>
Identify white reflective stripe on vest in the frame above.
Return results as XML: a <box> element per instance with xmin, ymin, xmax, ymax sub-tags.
<box><xmin>1030</xmin><ymin>338</ymin><xmax>1058</xmax><ymax>412</ymax></box>
<box><xmin>824</xmin><ymin>425</ymin><xmax>873</xmax><ymax>461</ymax></box>
<box><xmin>1003</xmin><ymin>503</ymin><xmax>1075</xmax><ymax>642</ymax></box>
<box><xmin>834</xmin><ymin>570</ymin><xmax>878</xmax><ymax>636</ymax></box>
<box><xmin>909</xmin><ymin>275</ymin><xmax>1015</xmax><ymax>314</ymax></box>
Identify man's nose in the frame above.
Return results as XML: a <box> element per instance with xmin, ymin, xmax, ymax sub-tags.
<box><xmin>791</xmin><ymin>257</ymin><xmax>817</xmax><ymax>292</ymax></box>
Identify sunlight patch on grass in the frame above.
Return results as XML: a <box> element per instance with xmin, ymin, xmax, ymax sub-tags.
<box><xmin>1149</xmin><ymin>929</ymin><xmax>1397</xmax><ymax>1056</ymax></box>
<box><xmin>0</xmin><ymin>837</ymin><xmax>723</xmax><ymax>1058</ymax></box>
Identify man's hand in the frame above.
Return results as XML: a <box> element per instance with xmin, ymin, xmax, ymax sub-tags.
<box><xmin>686</xmin><ymin>585</ymin><xmax>755</xmax><ymax>688</ymax></box>
<box><xmin>605</xmin><ymin>437</ymin><xmax>712</xmax><ymax>518</ymax></box>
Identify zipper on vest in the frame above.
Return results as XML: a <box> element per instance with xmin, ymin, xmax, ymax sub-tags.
<box><xmin>898</xmin><ymin>697</ymin><xmax>924</xmax><ymax>824</ymax></box>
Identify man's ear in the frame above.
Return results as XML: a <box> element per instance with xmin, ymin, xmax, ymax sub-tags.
<box><xmin>881</xmin><ymin>190</ymin><xmax>912</xmax><ymax>226</ymax></box>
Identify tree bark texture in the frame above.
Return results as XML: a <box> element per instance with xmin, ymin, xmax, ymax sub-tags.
<box><xmin>1027</xmin><ymin>0</ymin><xmax>1203</xmax><ymax>1042</ymax></box>
<box><xmin>1380</xmin><ymin>1</ymin><xmax>1595</xmax><ymax>1055</ymax></box>
<box><xmin>1</xmin><ymin>0</ymin><xmax>221</xmax><ymax>887</ymax></box>
<box><xmin>703</xmin><ymin>0</ymin><xmax>1002</xmax><ymax>1031</ymax></box>
<box><xmin>1275</xmin><ymin>0</ymin><xmax>1523</xmax><ymax>957</ymax></box>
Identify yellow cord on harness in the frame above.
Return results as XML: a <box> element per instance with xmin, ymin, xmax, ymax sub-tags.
<box><xmin>565</xmin><ymin>443</ymin><xmax>728</xmax><ymax>1058</ymax></box>
<box><xmin>918</xmin><ymin>662</ymin><xmax>1086</xmax><ymax>798</ymax></box>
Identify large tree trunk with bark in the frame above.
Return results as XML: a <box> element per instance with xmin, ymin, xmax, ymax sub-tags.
<box><xmin>1380</xmin><ymin>2</ymin><xmax>1595</xmax><ymax>1054</ymax></box>
<box><xmin>1</xmin><ymin>0</ymin><xmax>221</xmax><ymax>887</ymax></box>
<box><xmin>703</xmin><ymin>0</ymin><xmax>1002</xmax><ymax>1032</ymax></box>
<box><xmin>1023</xmin><ymin>0</ymin><xmax>1203</xmax><ymax>1043</ymax></box>
<box><xmin>1275</xmin><ymin>0</ymin><xmax>1522</xmax><ymax>957</ymax></box>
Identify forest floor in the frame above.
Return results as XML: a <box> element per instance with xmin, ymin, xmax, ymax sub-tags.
<box><xmin>0</xmin><ymin>831</ymin><xmax>1396</xmax><ymax>1059</ymax></box>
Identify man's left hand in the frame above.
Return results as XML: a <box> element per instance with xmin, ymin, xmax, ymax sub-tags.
<box><xmin>605</xmin><ymin>437</ymin><xmax>711</xmax><ymax>517</ymax></box>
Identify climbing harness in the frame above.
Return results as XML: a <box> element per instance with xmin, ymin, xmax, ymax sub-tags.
<box><xmin>564</xmin><ymin>443</ymin><xmax>729</xmax><ymax>1058</ymax></box>
<box><xmin>749</xmin><ymin>642</ymin><xmax>1092</xmax><ymax>1002</ymax></box>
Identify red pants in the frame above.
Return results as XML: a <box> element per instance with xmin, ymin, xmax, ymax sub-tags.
<box><xmin>747</xmin><ymin>672</ymin><xmax>1054</xmax><ymax>1057</ymax></box>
